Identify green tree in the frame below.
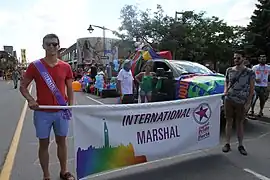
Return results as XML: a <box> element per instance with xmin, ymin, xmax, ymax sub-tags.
<box><xmin>245</xmin><ymin>0</ymin><xmax>270</xmax><ymax>57</ymax></box>
<box><xmin>118</xmin><ymin>4</ymin><xmax>243</xmax><ymax>66</ymax></box>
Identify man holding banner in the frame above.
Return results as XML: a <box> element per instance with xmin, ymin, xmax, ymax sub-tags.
<box><xmin>20</xmin><ymin>34</ymin><xmax>75</xmax><ymax>180</ymax></box>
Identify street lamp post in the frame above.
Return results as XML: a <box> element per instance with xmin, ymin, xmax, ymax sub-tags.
<box><xmin>87</xmin><ymin>24</ymin><xmax>118</xmax><ymax>57</ymax></box>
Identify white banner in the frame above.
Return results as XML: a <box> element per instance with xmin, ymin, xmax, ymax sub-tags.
<box><xmin>73</xmin><ymin>94</ymin><xmax>222</xmax><ymax>179</ymax></box>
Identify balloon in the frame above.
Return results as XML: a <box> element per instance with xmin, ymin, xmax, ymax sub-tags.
<box><xmin>72</xmin><ymin>81</ymin><xmax>81</xmax><ymax>92</ymax></box>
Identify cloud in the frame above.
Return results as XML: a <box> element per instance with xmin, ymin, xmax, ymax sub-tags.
<box><xmin>225</xmin><ymin>0</ymin><xmax>256</xmax><ymax>26</ymax></box>
<box><xmin>0</xmin><ymin>10</ymin><xmax>19</xmax><ymax>28</ymax></box>
<box><xmin>184</xmin><ymin>0</ymin><xmax>231</xmax><ymax>10</ymax></box>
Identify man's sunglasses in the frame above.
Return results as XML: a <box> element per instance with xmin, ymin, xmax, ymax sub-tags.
<box><xmin>234</xmin><ymin>57</ymin><xmax>241</xmax><ymax>60</ymax></box>
<box><xmin>46</xmin><ymin>42</ymin><xmax>58</xmax><ymax>47</ymax></box>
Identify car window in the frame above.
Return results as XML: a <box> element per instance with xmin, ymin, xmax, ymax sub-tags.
<box><xmin>153</xmin><ymin>61</ymin><xmax>170</xmax><ymax>72</ymax></box>
<box><xmin>172</xmin><ymin>61</ymin><xmax>213</xmax><ymax>74</ymax></box>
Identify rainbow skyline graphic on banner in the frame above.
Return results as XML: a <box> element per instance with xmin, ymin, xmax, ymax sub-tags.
<box><xmin>76</xmin><ymin>119</ymin><xmax>147</xmax><ymax>179</ymax></box>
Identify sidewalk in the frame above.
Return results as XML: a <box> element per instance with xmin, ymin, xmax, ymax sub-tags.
<box><xmin>248</xmin><ymin>98</ymin><xmax>270</xmax><ymax>123</ymax></box>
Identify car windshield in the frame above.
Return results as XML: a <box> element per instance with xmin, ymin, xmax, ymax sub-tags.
<box><xmin>171</xmin><ymin>61</ymin><xmax>213</xmax><ymax>75</ymax></box>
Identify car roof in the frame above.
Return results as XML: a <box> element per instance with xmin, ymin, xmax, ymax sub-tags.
<box><xmin>153</xmin><ymin>59</ymin><xmax>202</xmax><ymax>66</ymax></box>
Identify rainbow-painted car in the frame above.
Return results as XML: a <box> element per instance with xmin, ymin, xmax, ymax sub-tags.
<box><xmin>152</xmin><ymin>59</ymin><xmax>225</xmax><ymax>99</ymax></box>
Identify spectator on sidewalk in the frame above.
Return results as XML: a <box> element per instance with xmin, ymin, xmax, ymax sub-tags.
<box><xmin>250</xmin><ymin>55</ymin><xmax>270</xmax><ymax>117</ymax></box>
<box><xmin>223</xmin><ymin>50</ymin><xmax>255</xmax><ymax>156</ymax></box>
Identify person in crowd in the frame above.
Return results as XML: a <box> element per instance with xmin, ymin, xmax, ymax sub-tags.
<box><xmin>3</xmin><ymin>69</ymin><xmax>7</xmax><ymax>80</ymax></box>
<box><xmin>72</xmin><ymin>69</ymin><xmax>77</xmax><ymax>80</ymax></box>
<box><xmin>0</xmin><ymin>69</ymin><xmax>2</xmax><ymax>79</ymax></box>
<box><xmin>97</xmin><ymin>66</ymin><xmax>107</xmax><ymax>82</ymax></box>
<box><xmin>77</xmin><ymin>67</ymin><xmax>83</xmax><ymax>80</ymax></box>
<box><xmin>135</xmin><ymin>61</ymin><xmax>155</xmax><ymax>103</ymax></box>
<box><xmin>90</xmin><ymin>64</ymin><xmax>97</xmax><ymax>80</ymax></box>
<box><xmin>20</xmin><ymin>33</ymin><xmax>75</xmax><ymax>180</ymax></box>
<box><xmin>106</xmin><ymin>63</ymin><xmax>112</xmax><ymax>79</ymax></box>
<box><xmin>12</xmin><ymin>67</ymin><xmax>20</xmax><ymax>89</ymax></box>
<box><xmin>222</xmin><ymin>50</ymin><xmax>255</xmax><ymax>156</ymax></box>
<box><xmin>117</xmin><ymin>59</ymin><xmax>135</xmax><ymax>104</ymax></box>
<box><xmin>244</xmin><ymin>58</ymin><xmax>252</xmax><ymax>68</ymax></box>
<box><xmin>249</xmin><ymin>55</ymin><xmax>270</xmax><ymax>117</ymax></box>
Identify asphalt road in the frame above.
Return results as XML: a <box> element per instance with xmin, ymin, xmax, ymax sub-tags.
<box><xmin>0</xmin><ymin>80</ymin><xmax>25</xmax><ymax>170</ymax></box>
<box><xmin>0</xmin><ymin>80</ymin><xmax>270</xmax><ymax>180</ymax></box>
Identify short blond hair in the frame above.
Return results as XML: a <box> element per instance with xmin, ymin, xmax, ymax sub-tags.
<box><xmin>142</xmin><ymin>60</ymin><xmax>153</xmax><ymax>71</ymax></box>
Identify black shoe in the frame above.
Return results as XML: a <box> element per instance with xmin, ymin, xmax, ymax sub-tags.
<box><xmin>238</xmin><ymin>145</ymin><xmax>247</xmax><ymax>156</ymax></box>
<box><xmin>222</xmin><ymin>143</ymin><xmax>231</xmax><ymax>153</ymax></box>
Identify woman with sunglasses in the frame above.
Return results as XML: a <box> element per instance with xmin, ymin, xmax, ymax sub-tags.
<box><xmin>135</xmin><ymin>61</ymin><xmax>155</xmax><ymax>103</ymax></box>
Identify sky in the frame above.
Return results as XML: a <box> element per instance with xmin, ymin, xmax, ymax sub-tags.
<box><xmin>0</xmin><ymin>0</ymin><xmax>257</xmax><ymax>62</ymax></box>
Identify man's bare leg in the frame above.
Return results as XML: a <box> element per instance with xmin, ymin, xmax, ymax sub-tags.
<box><xmin>39</xmin><ymin>138</ymin><xmax>50</xmax><ymax>178</ymax></box>
<box><xmin>55</xmin><ymin>136</ymin><xmax>68</xmax><ymax>174</ymax></box>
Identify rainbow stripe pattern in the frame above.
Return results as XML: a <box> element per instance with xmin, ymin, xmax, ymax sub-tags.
<box><xmin>76</xmin><ymin>144</ymin><xmax>147</xmax><ymax>179</ymax></box>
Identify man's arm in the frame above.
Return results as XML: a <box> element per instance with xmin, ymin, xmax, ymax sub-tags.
<box><xmin>66</xmin><ymin>79</ymin><xmax>74</xmax><ymax>105</ymax></box>
<box><xmin>20</xmin><ymin>77</ymin><xmax>35</xmax><ymax>102</ymax></box>
<box><xmin>248</xmin><ymin>71</ymin><xmax>255</xmax><ymax>101</ymax></box>
<box><xmin>66</xmin><ymin>65</ymin><xmax>74</xmax><ymax>105</ymax></box>
<box><xmin>117</xmin><ymin>80</ymin><xmax>122</xmax><ymax>94</ymax></box>
<box><xmin>224</xmin><ymin>68</ymin><xmax>230</xmax><ymax>95</ymax></box>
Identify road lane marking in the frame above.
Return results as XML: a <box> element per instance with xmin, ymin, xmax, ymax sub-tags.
<box><xmin>86</xmin><ymin>96</ymin><xmax>104</xmax><ymax>105</ymax></box>
<box><xmin>244</xmin><ymin>168</ymin><xmax>270</xmax><ymax>180</ymax></box>
<box><xmin>0</xmin><ymin>85</ymin><xmax>33</xmax><ymax>180</ymax></box>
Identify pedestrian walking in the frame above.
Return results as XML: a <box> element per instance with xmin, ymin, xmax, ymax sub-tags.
<box><xmin>250</xmin><ymin>55</ymin><xmax>270</xmax><ymax>117</ymax></box>
<box><xmin>20</xmin><ymin>34</ymin><xmax>75</xmax><ymax>180</ymax></box>
<box><xmin>222</xmin><ymin>50</ymin><xmax>255</xmax><ymax>156</ymax></box>
<box><xmin>12</xmin><ymin>68</ymin><xmax>20</xmax><ymax>89</ymax></box>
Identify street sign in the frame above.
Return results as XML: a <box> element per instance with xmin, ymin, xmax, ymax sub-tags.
<box><xmin>101</xmin><ymin>56</ymin><xmax>109</xmax><ymax>65</ymax></box>
<box><xmin>101</xmin><ymin>56</ymin><xmax>109</xmax><ymax>60</ymax></box>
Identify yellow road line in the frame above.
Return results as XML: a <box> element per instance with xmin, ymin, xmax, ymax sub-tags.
<box><xmin>0</xmin><ymin>85</ymin><xmax>33</xmax><ymax>180</ymax></box>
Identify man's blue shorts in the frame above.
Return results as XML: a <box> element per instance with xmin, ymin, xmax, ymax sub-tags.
<box><xmin>33</xmin><ymin>110</ymin><xmax>69</xmax><ymax>139</ymax></box>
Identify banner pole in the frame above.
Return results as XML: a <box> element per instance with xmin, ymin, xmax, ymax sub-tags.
<box><xmin>38</xmin><ymin>94</ymin><xmax>224</xmax><ymax>109</ymax></box>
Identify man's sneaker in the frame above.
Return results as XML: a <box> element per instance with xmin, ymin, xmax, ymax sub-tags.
<box><xmin>238</xmin><ymin>145</ymin><xmax>247</xmax><ymax>156</ymax></box>
<box><xmin>222</xmin><ymin>143</ymin><xmax>231</xmax><ymax>153</ymax></box>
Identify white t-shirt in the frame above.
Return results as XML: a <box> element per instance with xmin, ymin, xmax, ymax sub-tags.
<box><xmin>252</xmin><ymin>64</ymin><xmax>270</xmax><ymax>87</ymax></box>
<box><xmin>117</xmin><ymin>69</ymin><xmax>134</xmax><ymax>95</ymax></box>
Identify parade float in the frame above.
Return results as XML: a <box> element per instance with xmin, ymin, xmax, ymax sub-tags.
<box><xmin>75</xmin><ymin>38</ymin><xmax>225</xmax><ymax>101</ymax></box>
